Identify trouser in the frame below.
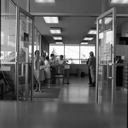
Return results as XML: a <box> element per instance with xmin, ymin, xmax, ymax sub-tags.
<box><xmin>88</xmin><ymin>68</ymin><xmax>92</xmax><ymax>84</ymax></box>
<box><xmin>90</xmin><ymin>68</ymin><xmax>95</xmax><ymax>84</ymax></box>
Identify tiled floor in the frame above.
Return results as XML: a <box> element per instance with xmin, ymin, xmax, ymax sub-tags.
<box><xmin>0</xmin><ymin>76</ymin><xmax>127</xmax><ymax>128</ymax></box>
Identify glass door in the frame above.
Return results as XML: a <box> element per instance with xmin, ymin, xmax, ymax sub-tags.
<box><xmin>96</xmin><ymin>8</ymin><xmax>116</xmax><ymax>104</ymax></box>
<box><xmin>0</xmin><ymin>0</ymin><xmax>17</xmax><ymax>100</ymax></box>
<box><xmin>17</xmin><ymin>8</ymin><xmax>34</xmax><ymax>101</ymax></box>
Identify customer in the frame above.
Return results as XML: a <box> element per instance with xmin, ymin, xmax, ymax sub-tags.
<box><xmin>34</xmin><ymin>50</ymin><xmax>41</xmax><ymax>91</ymax></box>
<box><xmin>44</xmin><ymin>56</ymin><xmax>51</xmax><ymax>87</ymax></box>
<box><xmin>88</xmin><ymin>51</ymin><xmax>96</xmax><ymax>87</ymax></box>
<box><xmin>50</xmin><ymin>54</ymin><xmax>57</xmax><ymax>84</ymax></box>
<box><xmin>87</xmin><ymin>58</ymin><xmax>92</xmax><ymax>85</ymax></box>
<box><xmin>58</xmin><ymin>55</ymin><xmax>65</xmax><ymax>65</ymax></box>
<box><xmin>57</xmin><ymin>55</ymin><xmax>65</xmax><ymax>74</ymax></box>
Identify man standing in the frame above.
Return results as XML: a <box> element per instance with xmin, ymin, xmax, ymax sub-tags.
<box><xmin>88</xmin><ymin>51</ymin><xmax>96</xmax><ymax>87</ymax></box>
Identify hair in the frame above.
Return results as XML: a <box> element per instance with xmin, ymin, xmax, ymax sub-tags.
<box><xmin>50</xmin><ymin>54</ymin><xmax>54</xmax><ymax>57</ymax></box>
<box><xmin>89</xmin><ymin>51</ymin><xmax>94</xmax><ymax>57</ymax></box>
<box><xmin>35</xmin><ymin>50</ymin><xmax>39</xmax><ymax>55</ymax></box>
<box><xmin>60</xmin><ymin>55</ymin><xmax>63</xmax><ymax>59</ymax></box>
<box><xmin>46</xmin><ymin>56</ymin><xmax>49</xmax><ymax>60</ymax></box>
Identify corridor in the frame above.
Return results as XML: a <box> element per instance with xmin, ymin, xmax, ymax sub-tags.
<box><xmin>0</xmin><ymin>76</ymin><xmax>127</xmax><ymax>128</ymax></box>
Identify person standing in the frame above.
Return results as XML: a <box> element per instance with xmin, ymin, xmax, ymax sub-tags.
<box><xmin>34</xmin><ymin>50</ymin><xmax>41</xmax><ymax>91</ymax></box>
<box><xmin>87</xmin><ymin>58</ymin><xmax>92</xmax><ymax>85</ymax></box>
<box><xmin>88</xmin><ymin>51</ymin><xmax>96</xmax><ymax>87</ymax></box>
<box><xmin>50</xmin><ymin>54</ymin><xmax>57</xmax><ymax>84</ymax></box>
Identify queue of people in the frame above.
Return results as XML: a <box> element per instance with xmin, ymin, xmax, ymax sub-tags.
<box><xmin>34</xmin><ymin>50</ymin><xmax>65</xmax><ymax>92</ymax></box>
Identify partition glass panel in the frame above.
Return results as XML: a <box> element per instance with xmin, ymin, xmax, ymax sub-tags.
<box><xmin>96</xmin><ymin>8</ymin><xmax>116</xmax><ymax>104</ymax></box>
<box><xmin>0</xmin><ymin>0</ymin><xmax>17</xmax><ymax>100</ymax></box>
<box><xmin>17</xmin><ymin>10</ymin><xmax>33</xmax><ymax>100</ymax></box>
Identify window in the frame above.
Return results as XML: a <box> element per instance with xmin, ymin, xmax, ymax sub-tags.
<box><xmin>65</xmin><ymin>45</ymin><xmax>79</xmax><ymax>64</ymax></box>
<box><xmin>49</xmin><ymin>44</ymin><xmax>64</xmax><ymax>58</ymax></box>
<box><xmin>49</xmin><ymin>44</ymin><xmax>95</xmax><ymax>64</ymax></box>
<box><xmin>80</xmin><ymin>45</ymin><xmax>95</xmax><ymax>64</ymax></box>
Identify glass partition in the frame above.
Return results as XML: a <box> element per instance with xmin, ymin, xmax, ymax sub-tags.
<box><xmin>0</xmin><ymin>0</ymin><xmax>17</xmax><ymax>100</ymax></box>
<box><xmin>96</xmin><ymin>8</ymin><xmax>116</xmax><ymax>104</ymax></box>
<box><xmin>17</xmin><ymin>9</ymin><xmax>33</xmax><ymax>100</ymax></box>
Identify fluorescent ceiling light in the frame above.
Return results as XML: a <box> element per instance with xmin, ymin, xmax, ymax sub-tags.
<box><xmin>81</xmin><ymin>42</ymin><xmax>88</xmax><ymax>45</ymax></box>
<box><xmin>43</xmin><ymin>17</ymin><xmax>59</xmax><ymax>24</ymax></box>
<box><xmin>56</xmin><ymin>42</ymin><xmax>63</xmax><ymax>44</ymax></box>
<box><xmin>35</xmin><ymin>0</ymin><xmax>55</xmax><ymax>3</ymax></box>
<box><xmin>110</xmin><ymin>0</ymin><xmax>128</xmax><ymax>4</ymax></box>
<box><xmin>88</xmin><ymin>30</ymin><xmax>97</xmax><ymax>35</ymax></box>
<box><xmin>50</xmin><ymin>29</ymin><xmax>61</xmax><ymax>34</ymax></box>
<box><xmin>84</xmin><ymin>37</ymin><xmax>93</xmax><ymax>41</ymax></box>
<box><xmin>53</xmin><ymin>36</ymin><xmax>62</xmax><ymax>40</ymax></box>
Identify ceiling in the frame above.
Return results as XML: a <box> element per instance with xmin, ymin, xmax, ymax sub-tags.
<box><xmin>13</xmin><ymin>0</ymin><xmax>128</xmax><ymax>44</ymax></box>
<box><xmin>29</xmin><ymin>0</ymin><xmax>104</xmax><ymax>45</ymax></box>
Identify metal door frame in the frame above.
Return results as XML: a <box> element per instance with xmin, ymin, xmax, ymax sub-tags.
<box><xmin>96</xmin><ymin>8</ymin><xmax>116</xmax><ymax>103</ymax></box>
<box><xmin>16</xmin><ymin>6</ymin><xmax>34</xmax><ymax>101</ymax></box>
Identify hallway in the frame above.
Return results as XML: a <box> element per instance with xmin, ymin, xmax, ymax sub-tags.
<box><xmin>0</xmin><ymin>76</ymin><xmax>127</xmax><ymax>128</ymax></box>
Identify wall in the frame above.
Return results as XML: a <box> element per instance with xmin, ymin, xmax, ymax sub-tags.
<box><xmin>41</xmin><ymin>36</ymin><xmax>49</xmax><ymax>54</ymax></box>
<box><xmin>121</xmin><ymin>22</ymin><xmax>128</xmax><ymax>37</ymax></box>
<box><xmin>116</xmin><ymin>45</ymin><xmax>128</xmax><ymax>59</ymax></box>
<box><xmin>69</xmin><ymin>64</ymin><xmax>88</xmax><ymax>76</ymax></box>
<box><xmin>12</xmin><ymin>0</ymin><xmax>28</xmax><ymax>11</ymax></box>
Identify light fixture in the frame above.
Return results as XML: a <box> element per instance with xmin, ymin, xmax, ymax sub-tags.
<box><xmin>43</xmin><ymin>16</ymin><xmax>59</xmax><ymax>24</ymax></box>
<box><xmin>53</xmin><ymin>36</ymin><xmax>62</xmax><ymax>40</ymax></box>
<box><xmin>56</xmin><ymin>42</ymin><xmax>63</xmax><ymax>44</ymax></box>
<box><xmin>81</xmin><ymin>42</ymin><xmax>88</xmax><ymax>45</ymax></box>
<box><xmin>84</xmin><ymin>37</ymin><xmax>93</xmax><ymax>41</ymax></box>
<box><xmin>35</xmin><ymin>0</ymin><xmax>55</xmax><ymax>3</ymax></box>
<box><xmin>50</xmin><ymin>28</ymin><xmax>61</xmax><ymax>34</ymax></box>
<box><xmin>88</xmin><ymin>30</ymin><xmax>97</xmax><ymax>35</ymax></box>
<box><xmin>110</xmin><ymin>0</ymin><xmax>128</xmax><ymax>4</ymax></box>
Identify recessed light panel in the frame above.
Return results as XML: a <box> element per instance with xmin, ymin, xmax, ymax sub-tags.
<box><xmin>88</xmin><ymin>30</ymin><xmax>97</xmax><ymax>35</ymax></box>
<box><xmin>84</xmin><ymin>37</ymin><xmax>93</xmax><ymax>41</ymax></box>
<box><xmin>110</xmin><ymin>0</ymin><xmax>128</xmax><ymax>4</ymax></box>
<box><xmin>56</xmin><ymin>42</ymin><xmax>63</xmax><ymax>44</ymax></box>
<box><xmin>35</xmin><ymin>0</ymin><xmax>55</xmax><ymax>3</ymax></box>
<box><xmin>50</xmin><ymin>29</ymin><xmax>61</xmax><ymax>34</ymax></box>
<box><xmin>53</xmin><ymin>37</ymin><xmax>62</xmax><ymax>40</ymax></box>
<box><xmin>81</xmin><ymin>42</ymin><xmax>88</xmax><ymax>45</ymax></box>
<box><xmin>43</xmin><ymin>17</ymin><xmax>59</xmax><ymax>24</ymax></box>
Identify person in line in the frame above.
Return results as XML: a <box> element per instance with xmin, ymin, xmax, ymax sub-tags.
<box><xmin>57</xmin><ymin>55</ymin><xmax>65</xmax><ymax>74</ymax></box>
<box><xmin>87</xmin><ymin>58</ymin><xmax>92</xmax><ymax>85</ymax></box>
<box><xmin>88</xmin><ymin>51</ymin><xmax>96</xmax><ymax>87</ymax></box>
<box><xmin>39</xmin><ymin>54</ymin><xmax>46</xmax><ymax>86</ymax></box>
<box><xmin>58</xmin><ymin>55</ymin><xmax>65</xmax><ymax>65</ymax></box>
<box><xmin>44</xmin><ymin>56</ymin><xmax>51</xmax><ymax>87</ymax></box>
<box><xmin>50</xmin><ymin>54</ymin><xmax>57</xmax><ymax>84</ymax></box>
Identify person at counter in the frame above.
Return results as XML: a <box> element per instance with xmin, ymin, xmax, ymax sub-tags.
<box><xmin>50</xmin><ymin>54</ymin><xmax>57</xmax><ymax>84</ymax></box>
